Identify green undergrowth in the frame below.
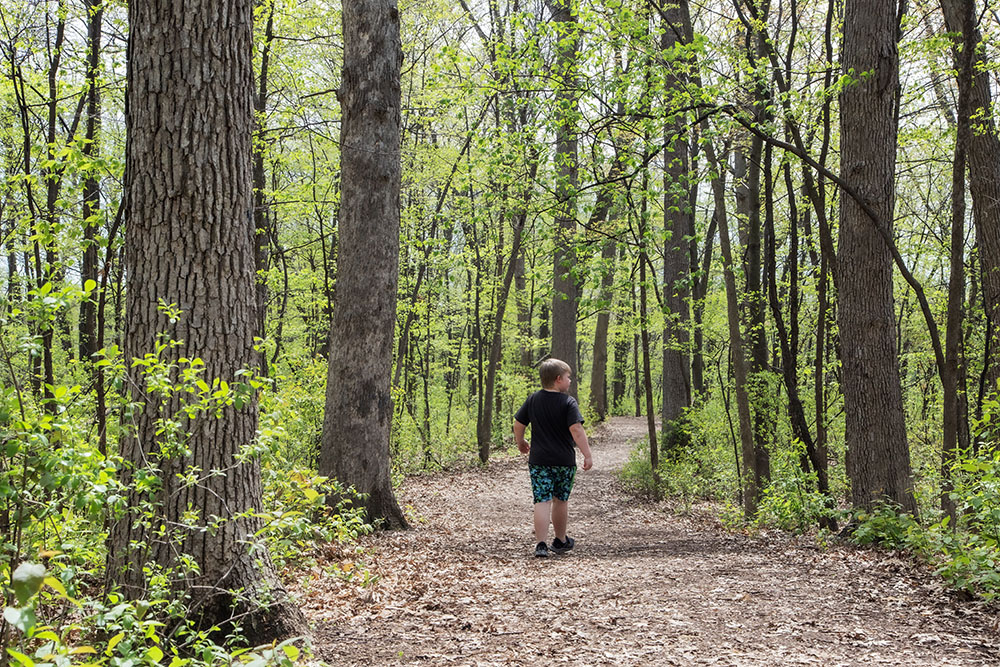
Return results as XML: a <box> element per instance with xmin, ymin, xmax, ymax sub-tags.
<box><xmin>848</xmin><ymin>449</ymin><xmax>1000</xmax><ymax>601</ymax></box>
<box><xmin>0</xmin><ymin>326</ymin><xmax>375</xmax><ymax>667</ymax></box>
<box><xmin>617</xmin><ymin>404</ymin><xmax>1000</xmax><ymax>603</ymax></box>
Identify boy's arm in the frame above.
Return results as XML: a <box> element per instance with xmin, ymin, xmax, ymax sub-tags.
<box><xmin>514</xmin><ymin>419</ymin><xmax>530</xmax><ymax>454</ymax></box>
<box><xmin>569</xmin><ymin>422</ymin><xmax>592</xmax><ymax>470</ymax></box>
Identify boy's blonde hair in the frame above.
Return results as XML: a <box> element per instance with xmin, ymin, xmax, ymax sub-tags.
<box><xmin>540</xmin><ymin>358</ymin><xmax>571</xmax><ymax>388</ymax></box>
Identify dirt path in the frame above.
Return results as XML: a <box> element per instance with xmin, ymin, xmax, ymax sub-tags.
<box><xmin>301</xmin><ymin>417</ymin><xmax>1000</xmax><ymax>665</ymax></box>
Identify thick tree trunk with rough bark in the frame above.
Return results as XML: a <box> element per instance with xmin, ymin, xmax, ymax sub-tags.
<box><xmin>319</xmin><ymin>0</ymin><xmax>407</xmax><ymax>529</ymax></box>
<box><xmin>838</xmin><ymin>0</ymin><xmax>916</xmax><ymax>514</ymax></box>
<box><xmin>660</xmin><ymin>1</ymin><xmax>692</xmax><ymax>447</ymax></box>
<box><xmin>108</xmin><ymin>0</ymin><xmax>304</xmax><ymax>640</ymax></box>
<box><xmin>547</xmin><ymin>0</ymin><xmax>579</xmax><ymax>385</ymax></box>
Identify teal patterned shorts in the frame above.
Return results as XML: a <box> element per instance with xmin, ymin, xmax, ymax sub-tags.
<box><xmin>529</xmin><ymin>464</ymin><xmax>576</xmax><ymax>503</ymax></box>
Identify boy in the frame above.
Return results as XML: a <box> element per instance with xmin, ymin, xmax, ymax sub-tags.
<box><xmin>513</xmin><ymin>358</ymin><xmax>593</xmax><ymax>558</ymax></box>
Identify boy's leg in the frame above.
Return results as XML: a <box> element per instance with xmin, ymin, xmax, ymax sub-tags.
<box><xmin>534</xmin><ymin>500</ymin><xmax>552</xmax><ymax>543</ymax></box>
<box><xmin>551</xmin><ymin>498</ymin><xmax>569</xmax><ymax>541</ymax></box>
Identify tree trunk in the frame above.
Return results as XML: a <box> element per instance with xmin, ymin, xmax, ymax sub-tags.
<box><xmin>515</xmin><ymin>243</ymin><xmax>532</xmax><ymax>367</ymax></box>
<box><xmin>478</xmin><ymin>171</ymin><xmax>535</xmax><ymax>461</ymax></box>
<box><xmin>590</xmin><ymin>240</ymin><xmax>617</xmax><ymax>421</ymax></box>
<box><xmin>638</xmin><ymin>184</ymin><xmax>660</xmax><ymax>492</ymax></box>
<box><xmin>771</xmin><ymin>156</ymin><xmax>836</xmax><ymax>530</ymax></box>
<box><xmin>612</xmin><ymin>245</ymin><xmax>629</xmax><ymax>412</ymax></box>
<box><xmin>940</xmin><ymin>0</ymin><xmax>974</xmax><ymax>522</ymax></box>
<box><xmin>707</xmin><ymin>143</ymin><xmax>762</xmax><ymax>517</ymax></box>
<box><xmin>109</xmin><ymin>0</ymin><xmax>304</xmax><ymax>640</ymax></box>
<box><xmin>319</xmin><ymin>0</ymin><xmax>408</xmax><ymax>529</ymax></box>
<box><xmin>79</xmin><ymin>0</ymin><xmax>102</xmax><ymax>363</ymax></box>
<box><xmin>253</xmin><ymin>3</ymin><xmax>277</xmax><ymax>375</ymax></box>
<box><xmin>660</xmin><ymin>1</ymin><xmax>692</xmax><ymax>448</ymax></box>
<box><xmin>838</xmin><ymin>0</ymin><xmax>916</xmax><ymax>514</ymax></box>
<box><xmin>940</xmin><ymin>0</ymin><xmax>1000</xmax><ymax>406</ymax></box>
<box><xmin>547</xmin><ymin>0</ymin><xmax>579</xmax><ymax>383</ymax></box>
<box><xmin>691</xmin><ymin>211</ymin><xmax>715</xmax><ymax>398</ymax></box>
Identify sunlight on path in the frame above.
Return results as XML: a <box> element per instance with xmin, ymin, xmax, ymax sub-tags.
<box><xmin>308</xmin><ymin>417</ymin><xmax>1000</xmax><ymax>666</ymax></box>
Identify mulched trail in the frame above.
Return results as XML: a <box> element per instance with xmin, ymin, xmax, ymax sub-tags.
<box><xmin>297</xmin><ymin>416</ymin><xmax>1000</xmax><ymax>665</ymax></box>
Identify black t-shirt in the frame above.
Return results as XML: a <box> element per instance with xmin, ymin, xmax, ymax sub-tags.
<box><xmin>514</xmin><ymin>389</ymin><xmax>584</xmax><ymax>467</ymax></box>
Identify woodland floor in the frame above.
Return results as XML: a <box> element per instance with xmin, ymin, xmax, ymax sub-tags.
<box><xmin>293</xmin><ymin>417</ymin><xmax>1000</xmax><ymax>666</ymax></box>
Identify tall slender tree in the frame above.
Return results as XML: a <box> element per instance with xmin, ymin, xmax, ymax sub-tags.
<box><xmin>79</xmin><ymin>0</ymin><xmax>103</xmax><ymax>363</ymax></box>
<box><xmin>547</xmin><ymin>0</ymin><xmax>579</xmax><ymax>383</ymax></box>
<box><xmin>319</xmin><ymin>0</ymin><xmax>407</xmax><ymax>528</ymax></box>
<box><xmin>660</xmin><ymin>0</ymin><xmax>693</xmax><ymax>448</ymax></box>
<box><xmin>939</xmin><ymin>0</ymin><xmax>1000</xmax><ymax>410</ymax></box>
<box><xmin>838</xmin><ymin>0</ymin><xmax>916</xmax><ymax>513</ymax></box>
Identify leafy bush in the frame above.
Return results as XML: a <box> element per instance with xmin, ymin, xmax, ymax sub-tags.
<box><xmin>846</xmin><ymin>454</ymin><xmax>1000</xmax><ymax>601</ymax></box>
<box><xmin>2</xmin><ymin>561</ymin><xmax>307</xmax><ymax>667</ymax></box>
<box><xmin>257</xmin><ymin>470</ymin><xmax>373</xmax><ymax>568</ymax></box>
<box><xmin>617</xmin><ymin>440</ymin><xmax>659</xmax><ymax>498</ymax></box>
<box><xmin>850</xmin><ymin>504</ymin><xmax>922</xmax><ymax>550</ymax></box>
<box><xmin>618</xmin><ymin>437</ymin><xmax>729</xmax><ymax>510</ymax></box>
<box><xmin>754</xmin><ymin>440</ymin><xmax>836</xmax><ymax>534</ymax></box>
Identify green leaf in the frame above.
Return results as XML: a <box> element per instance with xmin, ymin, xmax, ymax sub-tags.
<box><xmin>106</xmin><ymin>632</ymin><xmax>124</xmax><ymax>655</ymax></box>
<box><xmin>43</xmin><ymin>576</ymin><xmax>76</xmax><ymax>605</ymax></box>
<box><xmin>3</xmin><ymin>606</ymin><xmax>37</xmax><ymax>634</ymax></box>
<box><xmin>5</xmin><ymin>648</ymin><xmax>35</xmax><ymax>667</ymax></box>
<box><xmin>12</xmin><ymin>562</ymin><xmax>46</xmax><ymax>605</ymax></box>
<box><xmin>146</xmin><ymin>646</ymin><xmax>164</xmax><ymax>663</ymax></box>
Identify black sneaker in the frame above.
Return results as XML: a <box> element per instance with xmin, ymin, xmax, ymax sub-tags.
<box><xmin>551</xmin><ymin>536</ymin><xmax>575</xmax><ymax>554</ymax></box>
<box><xmin>534</xmin><ymin>541</ymin><xmax>549</xmax><ymax>558</ymax></box>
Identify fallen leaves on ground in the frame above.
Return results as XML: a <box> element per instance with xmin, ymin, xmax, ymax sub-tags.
<box><xmin>287</xmin><ymin>417</ymin><xmax>1000</xmax><ymax>666</ymax></box>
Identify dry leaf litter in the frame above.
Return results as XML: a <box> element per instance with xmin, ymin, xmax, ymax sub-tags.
<box><xmin>288</xmin><ymin>417</ymin><xmax>1000</xmax><ymax>666</ymax></box>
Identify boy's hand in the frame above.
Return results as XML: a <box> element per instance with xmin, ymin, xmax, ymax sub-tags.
<box><xmin>582</xmin><ymin>455</ymin><xmax>593</xmax><ymax>471</ymax></box>
<box><xmin>513</xmin><ymin>420</ymin><xmax>530</xmax><ymax>455</ymax></box>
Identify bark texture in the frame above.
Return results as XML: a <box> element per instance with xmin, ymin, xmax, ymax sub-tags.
<box><xmin>319</xmin><ymin>0</ymin><xmax>407</xmax><ymax>529</ymax></box>
<box><xmin>547</xmin><ymin>0</ymin><xmax>579</xmax><ymax>384</ymax></box>
<box><xmin>838</xmin><ymin>0</ymin><xmax>915</xmax><ymax>513</ymax></box>
<box><xmin>660</xmin><ymin>1</ymin><xmax>692</xmax><ymax>444</ymax></box>
<box><xmin>109</xmin><ymin>0</ymin><xmax>304</xmax><ymax>640</ymax></box>
<box><xmin>940</xmin><ymin>0</ymin><xmax>1000</xmax><ymax>403</ymax></box>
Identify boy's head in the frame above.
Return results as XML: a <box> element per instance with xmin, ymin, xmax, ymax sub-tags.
<box><xmin>540</xmin><ymin>358</ymin><xmax>572</xmax><ymax>390</ymax></box>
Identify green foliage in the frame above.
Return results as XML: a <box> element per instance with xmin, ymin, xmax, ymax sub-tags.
<box><xmin>618</xmin><ymin>436</ymin><xmax>729</xmax><ymax>511</ymax></box>
<box><xmin>257</xmin><ymin>471</ymin><xmax>373</xmax><ymax>568</ymax></box>
<box><xmin>847</xmin><ymin>447</ymin><xmax>1000</xmax><ymax>601</ymax></box>
<box><xmin>754</xmin><ymin>440</ymin><xmax>836</xmax><ymax>534</ymax></box>
<box><xmin>850</xmin><ymin>505</ymin><xmax>922</xmax><ymax>550</ymax></box>
<box><xmin>2</xmin><ymin>561</ymin><xmax>308</xmax><ymax>667</ymax></box>
<box><xmin>659</xmin><ymin>415</ymin><xmax>693</xmax><ymax>456</ymax></box>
